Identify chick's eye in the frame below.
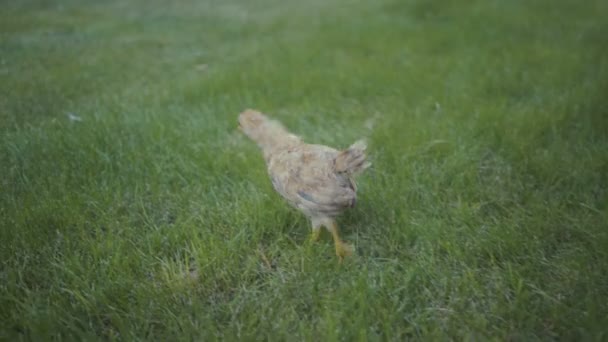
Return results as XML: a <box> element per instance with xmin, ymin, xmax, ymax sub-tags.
<box><xmin>248</xmin><ymin>118</ymin><xmax>262</xmax><ymax>126</ymax></box>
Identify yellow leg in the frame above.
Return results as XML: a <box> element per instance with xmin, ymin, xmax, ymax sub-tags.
<box><xmin>311</xmin><ymin>226</ymin><xmax>321</xmax><ymax>242</ymax></box>
<box><xmin>327</xmin><ymin>220</ymin><xmax>354</xmax><ymax>262</ymax></box>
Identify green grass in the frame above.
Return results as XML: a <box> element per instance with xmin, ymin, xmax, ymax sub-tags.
<box><xmin>2</xmin><ymin>0</ymin><xmax>608</xmax><ymax>340</ymax></box>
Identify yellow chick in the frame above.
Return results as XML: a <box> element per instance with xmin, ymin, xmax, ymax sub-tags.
<box><xmin>238</xmin><ymin>109</ymin><xmax>370</xmax><ymax>261</ymax></box>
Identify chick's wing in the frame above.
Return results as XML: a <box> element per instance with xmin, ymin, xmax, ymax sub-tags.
<box><xmin>267</xmin><ymin>144</ymin><xmax>356</xmax><ymax>217</ymax></box>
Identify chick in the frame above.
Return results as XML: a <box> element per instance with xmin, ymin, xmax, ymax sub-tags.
<box><xmin>238</xmin><ymin>109</ymin><xmax>370</xmax><ymax>261</ymax></box>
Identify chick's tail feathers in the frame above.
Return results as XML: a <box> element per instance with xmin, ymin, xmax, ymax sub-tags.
<box><xmin>334</xmin><ymin>139</ymin><xmax>371</xmax><ymax>175</ymax></box>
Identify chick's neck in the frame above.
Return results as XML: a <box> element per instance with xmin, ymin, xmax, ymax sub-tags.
<box><xmin>260</xmin><ymin>133</ymin><xmax>301</xmax><ymax>160</ymax></box>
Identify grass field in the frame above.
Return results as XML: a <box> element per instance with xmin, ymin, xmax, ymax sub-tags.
<box><xmin>2</xmin><ymin>0</ymin><xmax>608</xmax><ymax>340</ymax></box>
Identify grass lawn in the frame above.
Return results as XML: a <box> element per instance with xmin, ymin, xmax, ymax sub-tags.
<box><xmin>1</xmin><ymin>0</ymin><xmax>607</xmax><ymax>340</ymax></box>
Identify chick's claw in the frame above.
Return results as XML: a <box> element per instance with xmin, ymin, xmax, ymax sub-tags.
<box><xmin>335</xmin><ymin>241</ymin><xmax>355</xmax><ymax>262</ymax></box>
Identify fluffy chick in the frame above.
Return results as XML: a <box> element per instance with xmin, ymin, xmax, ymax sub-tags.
<box><xmin>238</xmin><ymin>109</ymin><xmax>370</xmax><ymax>261</ymax></box>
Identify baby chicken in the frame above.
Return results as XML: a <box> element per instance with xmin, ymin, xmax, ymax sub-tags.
<box><xmin>238</xmin><ymin>109</ymin><xmax>370</xmax><ymax>261</ymax></box>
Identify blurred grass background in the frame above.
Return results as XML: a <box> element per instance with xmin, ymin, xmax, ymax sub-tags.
<box><xmin>1</xmin><ymin>0</ymin><xmax>607</xmax><ymax>340</ymax></box>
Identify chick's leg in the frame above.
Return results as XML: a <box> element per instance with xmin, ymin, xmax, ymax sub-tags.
<box><xmin>326</xmin><ymin>220</ymin><xmax>354</xmax><ymax>262</ymax></box>
<box><xmin>310</xmin><ymin>218</ymin><xmax>323</xmax><ymax>242</ymax></box>
<box><xmin>311</xmin><ymin>225</ymin><xmax>321</xmax><ymax>242</ymax></box>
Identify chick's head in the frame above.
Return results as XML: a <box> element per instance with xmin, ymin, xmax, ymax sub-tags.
<box><xmin>238</xmin><ymin>109</ymin><xmax>268</xmax><ymax>140</ymax></box>
<box><xmin>239</xmin><ymin>109</ymin><xmax>297</xmax><ymax>149</ymax></box>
